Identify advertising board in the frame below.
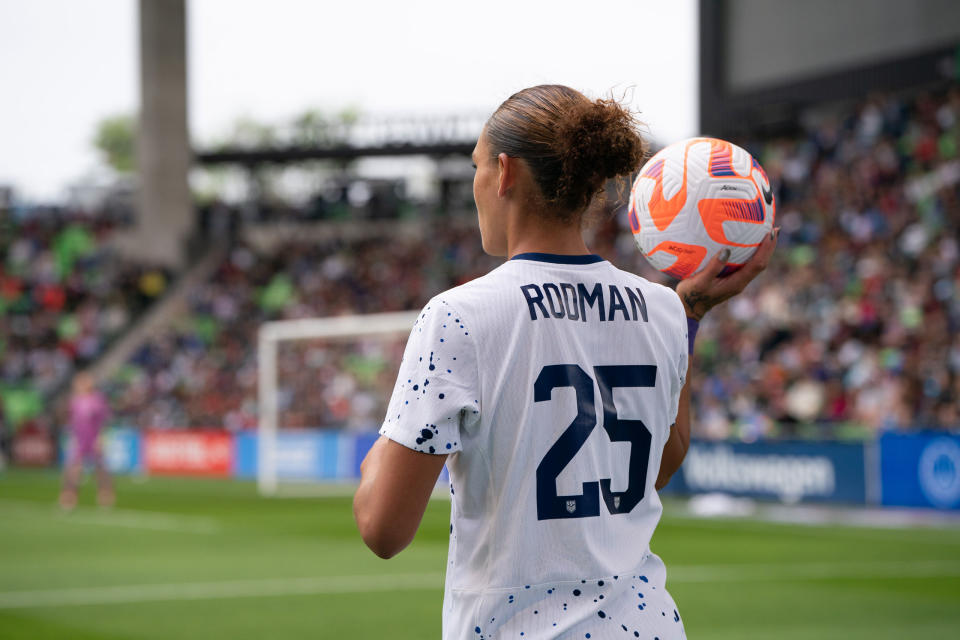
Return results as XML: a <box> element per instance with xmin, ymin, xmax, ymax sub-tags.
<box><xmin>12</xmin><ymin>425</ymin><xmax>55</xmax><ymax>467</ymax></box>
<box><xmin>880</xmin><ymin>432</ymin><xmax>960</xmax><ymax>510</ymax></box>
<box><xmin>103</xmin><ymin>428</ymin><xmax>141</xmax><ymax>474</ymax></box>
<box><xmin>235</xmin><ymin>430</ymin><xmax>356</xmax><ymax>481</ymax></box>
<box><xmin>666</xmin><ymin>440</ymin><xmax>867</xmax><ymax>504</ymax></box>
<box><xmin>143</xmin><ymin>430</ymin><xmax>233</xmax><ymax>476</ymax></box>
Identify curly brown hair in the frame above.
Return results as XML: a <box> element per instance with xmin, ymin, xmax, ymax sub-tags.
<box><xmin>484</xmin><ymin>85</ymin><xmax>648</xmax><ymax>223</ymax></box>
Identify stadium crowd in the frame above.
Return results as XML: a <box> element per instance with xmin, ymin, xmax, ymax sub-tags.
<box><xmin>103</xmin><ymin>227</ymin><xmax>499</xmax><ymax>431</ymax></box>
<box><xmin>3</xmin><ymin>85</ymin><xmax>958</xmax><ymax>442</ymax></box>
<box><xmin>685</xmin><ymin>86</ymin><xmax>960</xmax><ymax>439</ymax></box>
<box><xmin>589</xmin><ymin>86</ymin><xmax>959</xmax><ymax>439</ymax></box>
<box><xmin>0</xmin><ymin>206</ymin><xmax>172</xmax><ymax>436</ymax></box>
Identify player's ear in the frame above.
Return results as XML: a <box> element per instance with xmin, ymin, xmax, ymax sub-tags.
<box><xmin>497</xmin><ymin>152</ymin><xmax>514</xmax><ymax>198</ymax></box>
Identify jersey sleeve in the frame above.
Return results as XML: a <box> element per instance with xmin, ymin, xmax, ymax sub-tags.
<box><xmin>379</xmin><ymin>297</ymin><xmax>480</xmax><ymax>455</ymax></box>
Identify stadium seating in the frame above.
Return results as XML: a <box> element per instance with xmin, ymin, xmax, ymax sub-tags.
<box><xmin>103</xmin><ymin>226</ymin><xmax>501</xmax><ymax>430</ymax></box>
<box><xmin>13</xmin><ymin>85</ymin><xmax>956</xmax><ymax>440</ymax></box>
<box><xmin>0</xmin><ymin>207</ymin><xmax>173</xmax><ymax>432</ymax></box>
<box><xmin>688</xmin><ymin>87</ymin><xmax>960</xmax><ymax>438</ymax></box>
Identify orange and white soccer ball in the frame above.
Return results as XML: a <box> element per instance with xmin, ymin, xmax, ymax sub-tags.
<box><xmin>627</xmin><ymin>137</ymin><xmax>775</xmax><ymax>279</ymax></box>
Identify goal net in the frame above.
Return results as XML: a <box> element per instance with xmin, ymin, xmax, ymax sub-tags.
<box><xmin>257</xmin><ymin>310</ymin><xmax>419</xmax><ymax>495</ymax></box>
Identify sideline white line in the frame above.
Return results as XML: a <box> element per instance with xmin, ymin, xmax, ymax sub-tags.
<box><xmin>663</xmin><ymin>502</ymin><xmax>960</xmax><ymax>532</ymax></box>
<box><xmin>262</xmin><ymin>483</ymin><xmax>451</xmax><ymax>500</ymax></box>
<box><xmin>668</xmin><ymin>560</ymin><xmax>960</xmax><ymax>583</ymax></box>
<box><xmin>664</xmin><ymin>512</ymin><xmax>960</xmax><ymax>546</ymax></box>
<box><xmin>2</xmin><ymin>562</ymin><xmax>959</xmax><ymax>610</ymax></box>
<box><xmin>0</xmin><ymin>573</ymin><xmax>445</xmax><ymax>609</ymax></box>
<box><xmin>0</xmin><ymin>498</ymin><xmax>220</xmax><ymax>534</ymax></box>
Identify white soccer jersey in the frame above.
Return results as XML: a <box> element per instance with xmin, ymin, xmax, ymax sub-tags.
<box><xmin>380</xmin><ymin>253</ymin><xmax>689</xmax><ymax>640</ymax></box>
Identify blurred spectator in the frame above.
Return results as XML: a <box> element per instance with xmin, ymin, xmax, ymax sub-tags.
<box><xmin>0</xmin><ymin>205</ymin><xmax>172</xmax><ymax>433</ymax></box>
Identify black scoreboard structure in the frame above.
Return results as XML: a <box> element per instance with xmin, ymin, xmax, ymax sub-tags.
<box><xmin>699</xmin><ymin>0</ymin><xmax>960</xmax><ymax>138</ymax></box>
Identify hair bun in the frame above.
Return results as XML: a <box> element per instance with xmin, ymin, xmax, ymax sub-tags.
<box><xmin>554</xmin><ymin>98</ymin><xmax>647</xmax><ymax>212</ymax></box>
<box><xmin>485</xmin><ymin>85</ymin><xmax>648</xmax><ymax>221</ymax></box>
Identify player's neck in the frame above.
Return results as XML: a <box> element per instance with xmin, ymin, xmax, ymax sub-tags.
<box><xmin>505</xmin><ymin>213</ymin><xmax>590</xmax><ymax>259</ymax></box>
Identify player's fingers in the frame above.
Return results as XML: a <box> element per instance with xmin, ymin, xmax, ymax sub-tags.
<box><xmin>746</xmin><ymin>227</ymin><xmax>778</xmax><ymax>272</ymax></box>
<box><xmin>713</xmin><ymin>228</ymin><xmax>778</xmax><ymax>296</ymax></box>
<box><xmin>698</xmin><ymin>248</ymin><xmax>731</xmax><ymax>282</ymax></box>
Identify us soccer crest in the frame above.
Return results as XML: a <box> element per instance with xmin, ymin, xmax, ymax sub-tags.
<box><xmin>566</xmin><ymin>500</ymin><xmax>576</xmax><ymax>513</ymax></box>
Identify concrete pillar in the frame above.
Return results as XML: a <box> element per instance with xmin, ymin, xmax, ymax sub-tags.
<box><xmin>125</xmin><ymin>0</ymin><xmax>191</xmax><ymax>267</ymax></box>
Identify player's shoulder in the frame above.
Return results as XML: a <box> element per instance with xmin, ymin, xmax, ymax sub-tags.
<box><xmin>425</xmin><ymin>262</ymin><xmax>514</xmax><ymax>316</ymax></box>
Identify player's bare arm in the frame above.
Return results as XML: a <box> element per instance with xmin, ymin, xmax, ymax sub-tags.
<box><xmin>657</xmin><ymin>382</ymin><xmax>691</xmax><ymax>490</ymax></box>
<box><xmin>353</xmin><ymin>436</ymin><xmax>447</xmax><ymax>558</ymax></box>
<box><xmin>657</xmin><ymin>228</ymin><xmax>779</xmax><ymax>488</ymax></box>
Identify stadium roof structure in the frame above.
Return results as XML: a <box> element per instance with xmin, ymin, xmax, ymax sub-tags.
<box><xmin>195</xmin><ymin>114</ymin><xmax>483</xmax><ymax>167</ymax></box>
<box><xmin>700</xmin><ymin>0</ymin><xmax>960</xmax><ymax>138</ymax></box>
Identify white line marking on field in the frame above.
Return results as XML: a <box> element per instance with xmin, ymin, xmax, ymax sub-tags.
<box><xmin>665</xmin><ymin>512</ymin><xmax>960</xmax><ymax>545</ymax></box>
<box><xmin>261</xmin><ymin>483</ymin><xmax>451</xmax><ymax>500</ymax></box>
<box><xmin>0</xmin><ymin>498</ymin><xmax>220</xmax><ymax>534</ymax></box>
<box><xmin>1</xmin><ymin>561</ymin><xmax>959</xmax><ymax>610</ymax></box>
<box><xmin>0</xmin><ymin>573</ymin><xmax>445</xmax><ymax>609</ymax></box>
<box><xmin>668</xmin><ymin>560</ymin><xmax>960</xmax><ymax>583</ymax></box>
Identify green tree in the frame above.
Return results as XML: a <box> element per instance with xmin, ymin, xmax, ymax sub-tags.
<box><xmin>93</xmin><ymin>114</ymin><xmax>136</xmax><ymax>173</ymax></box>
<box><xmin>225</xmin><ymin>116</ymin><xmax>278</xmax><ymax>148</ymax></box>
<box><xmin>291</xmin><ymin>106</ymin><xmax>360</xmax><ymax>146</ymax></box>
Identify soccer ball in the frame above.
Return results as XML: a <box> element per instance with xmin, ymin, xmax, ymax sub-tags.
<box><xmin>627</xmin><ymin>137</ymin><xmax>775</xmax><ymax>279</ymax></box>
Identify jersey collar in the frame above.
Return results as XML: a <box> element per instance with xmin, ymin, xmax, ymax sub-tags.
<box><xmin>510</xmin><ymin>252</ymin><xmax>605</xmax><ymax>265</ymax></box>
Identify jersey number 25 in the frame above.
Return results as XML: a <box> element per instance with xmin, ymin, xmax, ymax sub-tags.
<box><xmin>535</xmin><ymin>364</ymin><xmax>655</xmax><ymax>520</ymax></box>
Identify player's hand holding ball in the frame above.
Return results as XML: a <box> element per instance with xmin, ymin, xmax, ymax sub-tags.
<box><xmin>676</xmin><ymin>230</ymin><xmax>778</xmax><ymax>320</ymax></box>
<box><xmin>628</xmin><ymin>136</ymin><xmax>779</xmax><ymax>319</ymax></box>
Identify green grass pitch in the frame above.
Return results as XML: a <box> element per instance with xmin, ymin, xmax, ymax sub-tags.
<box><xmin>1</xmin><ymin>469</ymin><xmax>958</xmax><ymax>639</ymax></box>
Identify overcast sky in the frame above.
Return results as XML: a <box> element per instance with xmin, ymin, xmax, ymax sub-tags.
<box><xmin>0</xmin><ymin>0</ymin><xmax>697</xmax><ymax>201</ymax></box>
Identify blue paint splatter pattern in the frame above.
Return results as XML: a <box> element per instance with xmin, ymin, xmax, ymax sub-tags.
<box><xmin>380</xmin><ymin>298</ymin><xmax>480</xmax><ymax>456</ymax></box>
<box><xmin>453</xmin><ymin>569</ymin><xmax>685</xmax><ymax>639</ymax></box>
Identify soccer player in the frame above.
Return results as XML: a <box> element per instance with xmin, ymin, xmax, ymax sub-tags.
<box><xmin>60</xmin><ymin>372</ymin><xmax>114</xmax><ymax>510</ymax></box>
<box><xmin>354</xmin><ymin>85</ymin><xmax>776</xmax><ymax>639</ymax></box>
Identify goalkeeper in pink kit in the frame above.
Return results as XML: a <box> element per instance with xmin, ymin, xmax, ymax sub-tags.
<box><xmin>60</xmin><ymin>372</ymin><xmax>114</xmax><ymax>510</ymax></box>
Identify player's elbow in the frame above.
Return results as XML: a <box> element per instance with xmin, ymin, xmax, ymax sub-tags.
<box><xmin>365</xmin><ymin>537</ymin><xmax>406</xmax><ymax>560</ymax></box>
<box><xmin>353</xmin><ymin>501</ymin><xmax>412</xmax><ymax>559</ymax></box>
<box><xmin>356</xmin><ymin>517</ymin><xmax>411</xmax><ymax>559</ymax></box>
<box><xmin>655</xmin><ymin>472</ymin><xmax>674</xmax><ymax>492</ymax></box>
